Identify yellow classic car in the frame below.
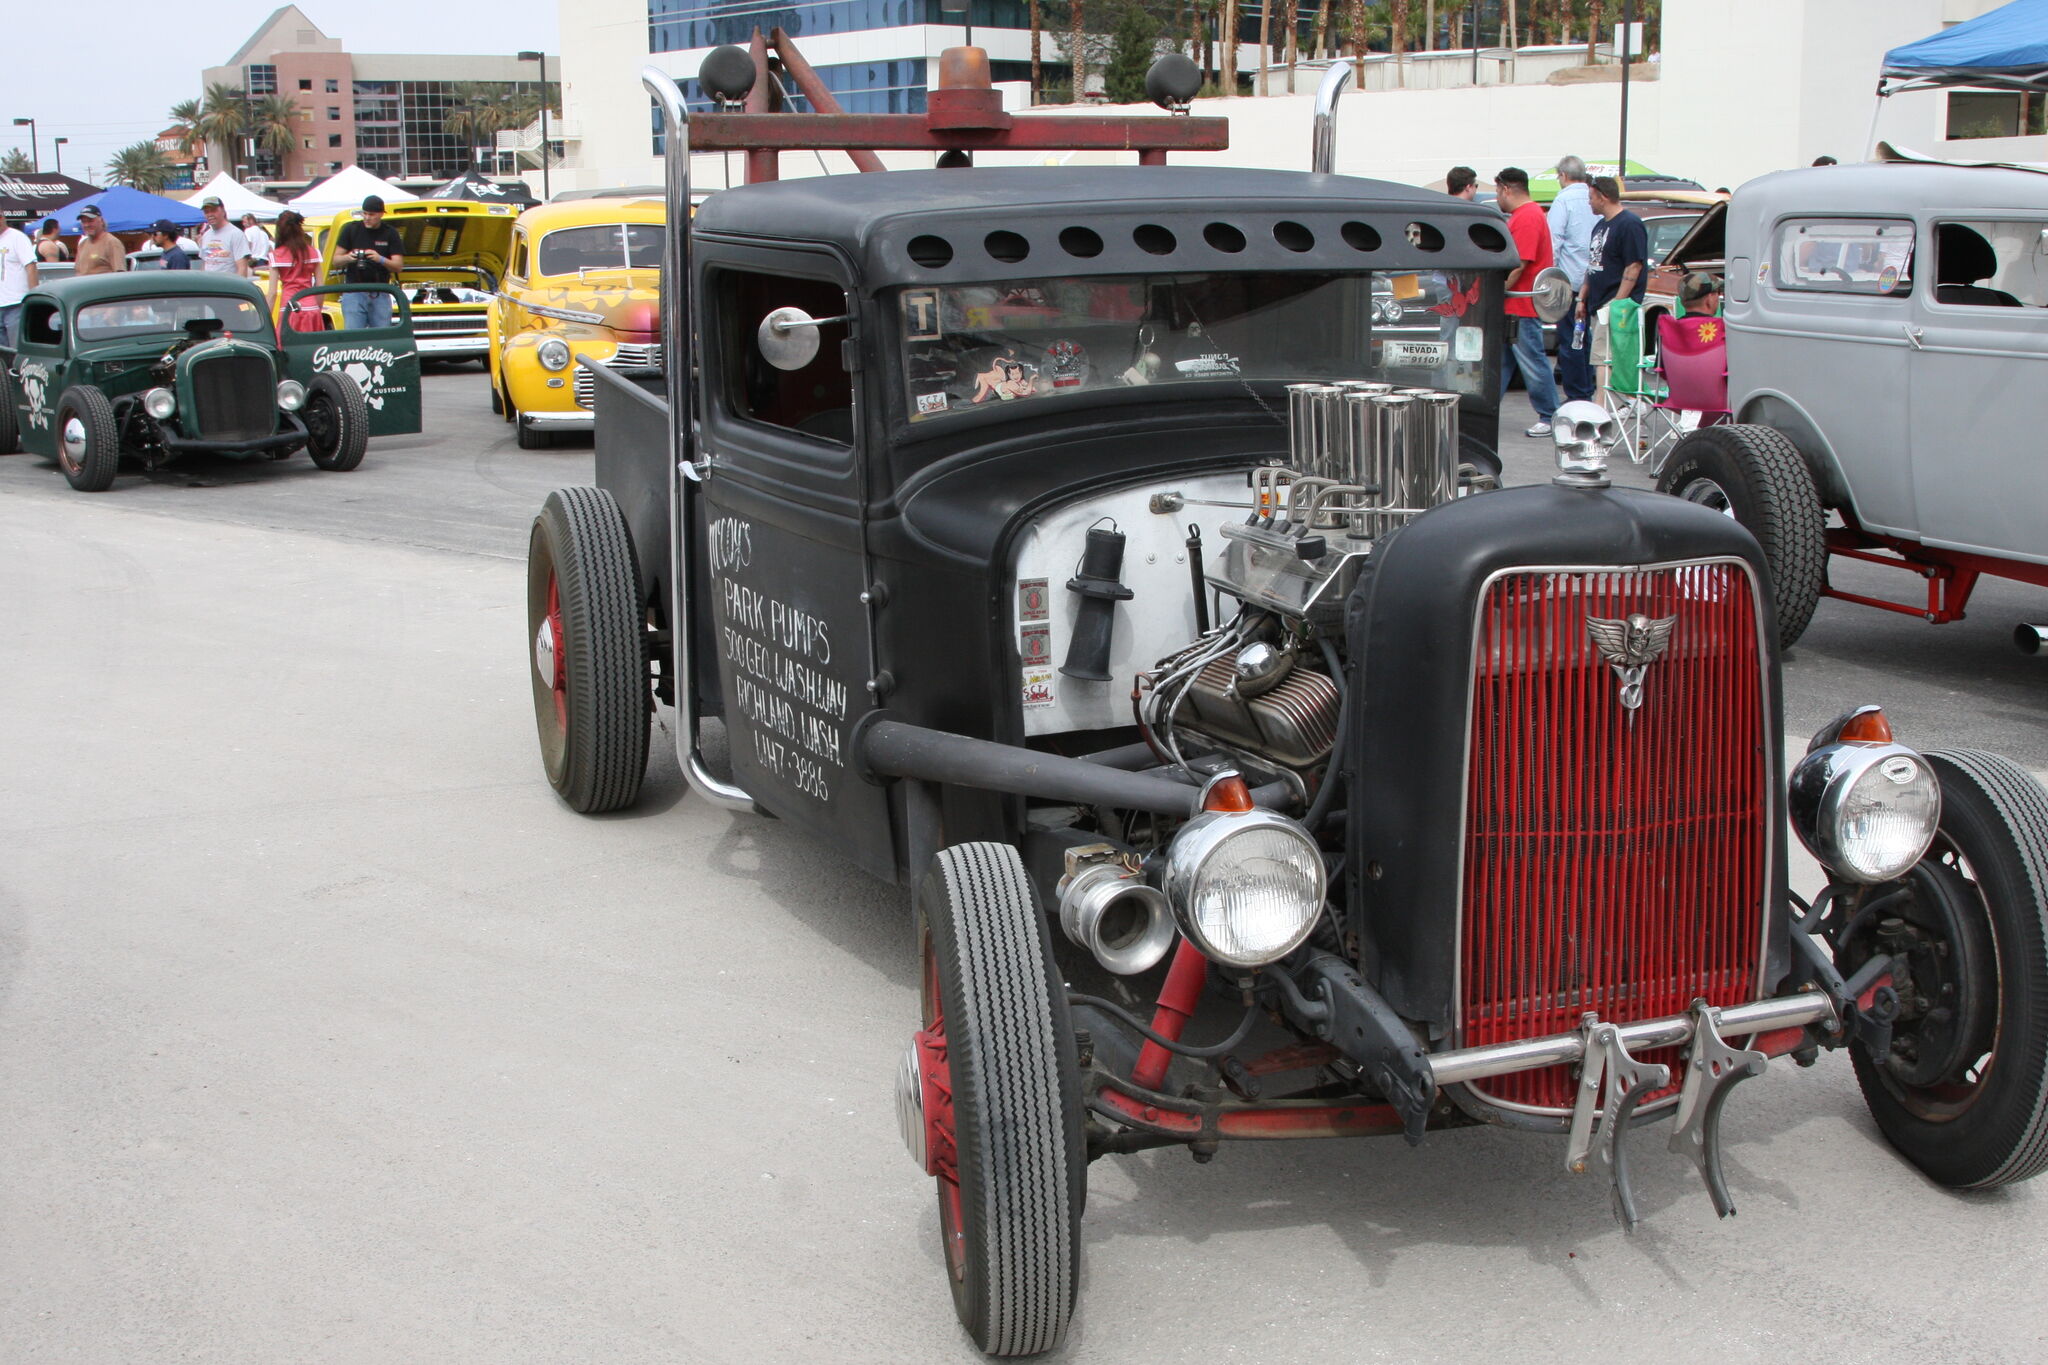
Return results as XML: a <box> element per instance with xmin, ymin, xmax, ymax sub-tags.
<box><xmin>314</xmin><ymin>200</ymin><xmax>519</xmax><ymax>361</ymax></box>
<box><xmin>488</xmin><ymin>198</ymin><xmax>665</xmax><ymax>448</ymax></box>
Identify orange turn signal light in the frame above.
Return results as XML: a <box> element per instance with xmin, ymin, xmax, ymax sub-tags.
<box><xmin>1202</xmin><ymin>774</ymin><xmax>1256</xmax><ymax>813</ymax></box>
<box><xmin>1838</xmin><ymin>708</ymin><xmax>1894</xmax><ymax>744</ymax></box>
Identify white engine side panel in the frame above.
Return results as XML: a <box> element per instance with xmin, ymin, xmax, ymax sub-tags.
<box><xmin>1013</xmin><ymin>471</ymin><xmax>1251</xmax><ymax>738</ymax></box>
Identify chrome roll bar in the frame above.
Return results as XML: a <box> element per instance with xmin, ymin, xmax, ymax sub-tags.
<box><xmin>644</xmin><ymin>65</ymin><xmax>754</xmax><ymax>813</ymax></box>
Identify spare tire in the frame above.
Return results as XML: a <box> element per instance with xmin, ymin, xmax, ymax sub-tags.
<box><xmin>1657</xmin><ymin>423</ymin><xmax>1826</xmax><ymax>649</ymax></box>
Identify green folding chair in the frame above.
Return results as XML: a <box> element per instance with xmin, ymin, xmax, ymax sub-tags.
<box><xmin>1599</xmin><ymin>298</ymin><xmax>1679</xmax><ymax>467</ymax></box>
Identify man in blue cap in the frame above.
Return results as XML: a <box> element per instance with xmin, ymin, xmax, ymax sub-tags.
<box><xmin>150</xmin><ymin>221</ymin><xmax>193</xmax><ymax>270</ymax></box>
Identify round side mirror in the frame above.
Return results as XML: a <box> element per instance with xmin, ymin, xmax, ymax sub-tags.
<box><xmin>699</xmin><ymin>46</ymin><xmax>756</xmax><ymax>105</ymax></box>
<box><xmin>758</xmin><ymin>306</ymin><xmax>823</xmax><ymax>371</ymax></box>
<box><xmin>1145</xmin><ymin>54</ymin><xmax>1202</xmax><ymax>111</ymax></box>
<box><xmin>1528</xmin><ymin>266</ymin><xmax>1574</xmax><ymax>324</ymax></box>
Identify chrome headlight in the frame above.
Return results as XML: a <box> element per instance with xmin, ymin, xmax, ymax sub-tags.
<box><xmin>275</xmin><ymin>380</ymin><xmax>306</xmax><ymax>412</ymax></box>
<box><xmin>537</xmin><ymin>337</ymin><xmax>572</xmax><ymax>372</ymax></box>
<box><xmin>1162</xmin><ymin>808</ymin><xmax>1326</xmax><ymax>968</ymax></box>
<box><xmin>1790</xmin><ymin>739</ymin><xmax>1942</xmax><ymax>884</ymax></box>
<box><xmin>143</xmin><ymin>387</ymin><xmax>176</xmax><ymax>420</ymax></box>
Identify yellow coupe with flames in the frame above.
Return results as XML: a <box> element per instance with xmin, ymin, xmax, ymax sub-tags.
<box><xmin>488</xmin><ymin>198</ymin><xmax>665</xmax><ymax>448</ymax></box>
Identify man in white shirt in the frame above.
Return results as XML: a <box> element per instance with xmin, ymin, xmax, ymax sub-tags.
<box><xmin>240</xmin><ymin>213</ymin><xmax>274</xmax><ymax>264</ymax></box>
<box><xmin>194</xmin><ymin>196</ymin><xmax>253</xmax><ymax>277</ymax></box>
<box><xmin>1548</xmin><ymin>154</ymin><xmax>1597</xmax><ymax>402</ymax></box>
<box><xmin>0</xmin><ymin>209</ymin><xmax>39</xmax><ymax>349</ymax></box>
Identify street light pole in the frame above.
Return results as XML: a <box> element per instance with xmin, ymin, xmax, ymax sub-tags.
<box><xmin>518</xmin><ymin>50</ymin><xmax>551</xmax><ymax>200</ymax></box>
<box><xmin>1617</xmin><ymin>0</ymin><xmax>1634</xmax><ymax>191</ymax></box>
<box><xmin>10</xmin><ymin>117</ymin><xmax>37</xmax><ymax>171</ymax></box>
<box><xmin>53</xmin><ymin>137</ymin><xmax>67</xmax><ymax>175</ymax></box>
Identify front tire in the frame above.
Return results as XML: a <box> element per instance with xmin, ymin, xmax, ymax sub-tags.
<box><xmin>54</xmin><ymin>385</ymin><xmax>119</xmax><ymax>492</ymax></box>
<box><xmin>526</xmin><ymin>487</ymin><xmax>650</xmax><ymax>813</ymax></box>
<box><xmin>1656</xmin><ymin>423</ymin><xmax>1825</xmax><ymax>649</ymax></box>
<box><xmin>915</xmin><ymin>843</ymin><xmax>1084</xmax><ymax>1357</ymax></box>
<box><xmin>1849</xmin><ymin>750</ymin><xmax>2048</xmax><ymax>1189</ymax></box>
<box><xmin>304</xmin><ymin>372</ymin><xmax>369</xmax><ymax>471</ymax></box>
<box><xmin>514</xmin><ymin>407</ymin><xmax>553</xmax><ymax>450</ymax></box>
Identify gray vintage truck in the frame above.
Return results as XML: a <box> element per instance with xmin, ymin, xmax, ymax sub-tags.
<box><xmin>1656</xmin><ymin>158</ymin><xmax>2048</xmax><ymax>649</ymax></box>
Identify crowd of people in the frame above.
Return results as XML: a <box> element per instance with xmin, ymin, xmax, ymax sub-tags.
<box><xmin>0</xmin><ymin>192</ymin><xmax>403</xmax><ymax>347</ymax></box>
<box><xmin>1447</xmin><ymin>154</ymin><xmax>1674</xmax><ymax>438</ymax></box>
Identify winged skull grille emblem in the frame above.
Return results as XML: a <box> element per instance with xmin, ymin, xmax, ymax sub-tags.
<box><xmin>1586</xmin><ymin>613</ymin><xmax>1679</xmax><ymax>712</ymax></box>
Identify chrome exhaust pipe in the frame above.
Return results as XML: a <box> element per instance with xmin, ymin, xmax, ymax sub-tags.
<box><xmin>2016</xmin><ymin>624</ymin><xmax>2048</xmax><ymax>655</ymax></box>
<box><xmin>1310</xmin><ymin>61</ymin><xmax>1353</xmax><ymax>174</ymax></box>
<box><xmin>1059</xmin><ymin>863</ymin><xmax>1177</xmax><ymax>976</ymax></box>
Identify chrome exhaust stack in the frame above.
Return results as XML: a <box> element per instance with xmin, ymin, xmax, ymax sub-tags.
<box><xmin>1058</xmin><ymin>847</ymin><xmax>1176</xmax><ymax>976</ymax></box>
<box><xmin>2017</xmin><ymin>624</ymin><xmax>2048</xmax><ymax>655</ymax></box>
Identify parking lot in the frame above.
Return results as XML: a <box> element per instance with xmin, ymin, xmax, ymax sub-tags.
<box><xmin>2</xmin><ymin>367</ymin><xmax>2043</xmax><ymax>1362</ymax></box>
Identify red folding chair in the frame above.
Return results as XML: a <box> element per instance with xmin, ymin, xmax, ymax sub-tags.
<box><xmin>1644</xmin><ymin>313</ymin><xmax>1732</xmax><ymax>472</ymax></box>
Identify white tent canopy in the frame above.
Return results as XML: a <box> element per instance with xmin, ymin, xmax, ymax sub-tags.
<box><xmin>285</xmin><ymin>166</ymin><xmax>417</xmax><ymax>216</ymax></box>
<box><xmin>182</xmin><ymin>172</ymin><xmax>284</xmax><ymax>221</ymax></box>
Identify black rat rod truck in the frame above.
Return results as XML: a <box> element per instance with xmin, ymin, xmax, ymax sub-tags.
<box><xmin>522</xmin><ymin>48</ymin><xmax>2048</xmax><ymax>1356</ymax></box>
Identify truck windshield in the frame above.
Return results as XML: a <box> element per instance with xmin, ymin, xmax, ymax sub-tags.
<box><xmin>538</xmin><ymin>224</ymin><xmax>664</xmax><ymax>276</ymax></box>
<box><xmin>895</xmin><ymin>270</ymin><xmax>1487</xmax><ymax>423</ymax></box>
<box><xmin>73</xmin><ymin>296</ymin><xmax>270</xmax><ymax>343</ymax></box>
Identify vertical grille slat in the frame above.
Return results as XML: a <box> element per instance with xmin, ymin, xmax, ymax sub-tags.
<box><xmin>190</xmin><ymin>354</ymin><xmax>275</xmax><ymax>442</ymax></box>
<box><xmin>1459</xmin><ymin>564</ymin><xmax>1767</xmax><ymax>1113</ymax></box>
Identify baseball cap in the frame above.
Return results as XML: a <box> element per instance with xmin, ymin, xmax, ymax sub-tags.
<box><xmin>1681</xmin><ymin>272</ymin><xmax>1724</xmax><ymax>304</ymax></box>
<box><xmin>200</xmin><ymin>195</ymin><xmax>224</xmax><ymax>210</ymax></box>
<box><xmin>362</xmin><ymin>195</ymin><xmax>385</xmax><ymax>213</ymax></box>
<box><xmin>151</xmin><ymin>218</ymin><xmax>180</xmax><ymax>237</ymax></box>
<box><xmin>77</xmin><ymin>203</ymin><xmax>103</xmax><ymax>220</ymax></box>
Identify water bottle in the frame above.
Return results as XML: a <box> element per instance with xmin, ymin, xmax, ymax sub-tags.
<box><xmin>1572</xmin><ymin>315</ymin><xmax>1588</xmax><ymax>351</ymax></box>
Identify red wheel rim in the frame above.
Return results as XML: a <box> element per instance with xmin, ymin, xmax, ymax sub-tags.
<box><xmin>920</xmin><ymin>933</ymin><xmax>966</xmax><ymax>1284</ymax></box>
<box><xmin>546</xmin><ymin>568</ymin><xmax>567</xmax><ymax>735</ymax></box>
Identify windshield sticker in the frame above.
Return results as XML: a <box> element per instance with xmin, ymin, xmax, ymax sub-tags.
<box><xmin>904</xmin><ymin>289</ymin><xmax>942</xmax><ymax>341</ymax></box>
<box><xmin>1877</xmin><ymin>265</ymin><xmax>1900</xmax><ymax>293</ymax></box>
<box><xmin>1174</xmin><ymin>353</ymin><xmax>1240</xmax><ymax>376</ymax></box>
<box><xmin>1018</xmin><ymin>578</ymin><xmax>1050</xmax><ymax>623</ymax></box>
<box><xmin>1378</xmin><ymin>339</ymin><xmax>1450</xmax><ymax>367</ymax></box>
<box><xmin>1023</xmin><ymin>667</ymin><xmax>1056</xmax><ymax>709</ymax></box>
<box><xmin>972</xmin><ymin>353</ymin><xmax>1040</xmax><ymax>403</ymax></box>
<box><xmin>16</xmin><ymin>361</ymin><xmax>51</xmax><ymax>431</ymax></box>
<box><xmin>1021</xmin><ymin>623</ymin><xmax>1052</xmax><ymax>668</ymax></box>
<box><xmin>1454</xmin><ymin>326</ymin><xmax>1485</xmax><ymax>362</ymax></box>
<box><xmin>915</xmin><ymin>391</ymin><xmax>950</xmax><ymax>416</ymax></box>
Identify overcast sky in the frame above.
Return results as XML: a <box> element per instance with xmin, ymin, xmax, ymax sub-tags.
<box><xmin>3</xmin><ymin>0</ymin><xmax>561</xmax><ymax>183</ymax></box>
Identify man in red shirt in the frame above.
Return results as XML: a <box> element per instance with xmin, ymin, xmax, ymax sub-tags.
<box><xmin>1495</xmin><ymin>166</ymin><xmax>1560</xmax><ymax>437</ymax></box>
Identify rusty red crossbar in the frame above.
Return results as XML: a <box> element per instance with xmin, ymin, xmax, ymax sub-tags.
<box><xmin>690</xmin><ymin>112</ymin><xmax>1231</xmax><ymax>158</ymax></box>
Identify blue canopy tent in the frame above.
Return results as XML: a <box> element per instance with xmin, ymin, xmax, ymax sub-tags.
<box><xmin>50</xmin><ymin>186</ymin><xmax>205</xmax><ymax>234</ymax></box>
<box><xmin>1881</xmin><ymin>0</ymin><xmax>2048</xmax><ymax>94</ymax></box>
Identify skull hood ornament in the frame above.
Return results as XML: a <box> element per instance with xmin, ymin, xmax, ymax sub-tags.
<box><xmin>1551</xmin><ymin>399</ymin><xmax>1620</xmax><ymax>488</ymax></box>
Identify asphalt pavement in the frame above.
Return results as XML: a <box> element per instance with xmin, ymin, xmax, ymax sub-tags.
<box><xmin>1</xmin><ymin>370</ymin><xmax>2042</xmax><ymax>1362</ymax></box>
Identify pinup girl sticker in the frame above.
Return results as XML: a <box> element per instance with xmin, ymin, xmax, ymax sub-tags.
<box><xmin>972</xmin><ymin>353</ymin><xmax>1039</xmax><ymax>403</ymax></box>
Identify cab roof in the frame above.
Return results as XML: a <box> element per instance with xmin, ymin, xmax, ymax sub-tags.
<box><xmin>35</xmin><ymin>271</ymin><xmax>266</xmax><ymax>308</ymax></box>
<box><xmin>1734</xmin><ymin>160</ymin><xmax>2048</xmax><ymax>217</ymax></box>
<box><xmin>513</xmin><ymin>199</ymin><xmax>667</xmax><ymax>240</ymax></box>
<box><xmin>690</xmin><ymin>166</ymin><xmax>1519</xmax><ymax>286</ymax></box>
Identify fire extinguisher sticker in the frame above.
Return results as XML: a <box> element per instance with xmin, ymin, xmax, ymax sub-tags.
<box><xmin>1018</xmin><ymin>577</ymin><xmax>1050</xmax><ymax>622</ymax></box>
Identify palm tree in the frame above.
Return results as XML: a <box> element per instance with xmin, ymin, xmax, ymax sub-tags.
<box><xmin>441</xmin><ymin>82</ymin><xmax>498</xmax><ymax>153</ymax></box>
<box><xmin>249</xmin><ymin>94</ymin><xmax>301</xmax><ymax>169</ymax></box>
<box><xmin>196</xmin><ymin>82</ymin><xmax>248</xmax><ymax>176</ymax></box>
<box><xmin>167</xmin><ymin>97</ymin><xmax>205</xmax><ymax>159</ymax></box>
<box><xmin>107</xmin><ymin>140</ymin><xmax>174</xmax><ymax>192</ymax></box>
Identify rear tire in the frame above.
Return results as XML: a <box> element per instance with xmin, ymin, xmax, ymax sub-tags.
<box><xmin>1656</xmin><ymin>423</ymin><xmax>1825</xmax><ymax>649</ymax></box>
<box><xmin>526</xmin><ymin>487</ymin><xmax>650</xmax><ymax>813</ymax></box>
<box><xmin>1850</xmin><ymin>750</ymin><xmax>2048</xmax><ymax>1189</ymax></box>
<box><xmin>305</xmin><ymin>372</ymin><xmax>369</xmax><ymax>471</ymax></box>
<box><xmin>54</xmin><ymin>386</ymin><xmax>119</xmax><ymax>492</ymax></box>
<box><xmin>915</xmin><ymin>843</ymin><xmax>1084</xmax><ymax>1356</ymax></box>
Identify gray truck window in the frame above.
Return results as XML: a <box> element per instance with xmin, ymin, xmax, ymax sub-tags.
<box><xmin>1771</xmin><ymin>219</ymin><xmax>1914</xmax><ymax>297</ymax></box>
<box><xmin>1930</xmin><ymin>220</ymin><xmax>2048</xmax><ymax>308</ymax></box>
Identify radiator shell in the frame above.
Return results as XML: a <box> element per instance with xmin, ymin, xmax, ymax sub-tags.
<box><xmin>1344</xmin><ymin>484</ymin><xmax>1790</xmax><ymax>1047</ymax></box>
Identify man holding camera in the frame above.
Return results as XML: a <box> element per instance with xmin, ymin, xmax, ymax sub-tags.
<box><xmin>334</xmin><ymin>195</ymin><xmax>404</xmax><ymax>330</ymax></box>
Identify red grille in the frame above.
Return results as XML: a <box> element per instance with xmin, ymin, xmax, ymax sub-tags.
<box><xmin>1459</xmin><ymin>563</ymin><xmax>1767</xmax><ymax>1112</ymax></box>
